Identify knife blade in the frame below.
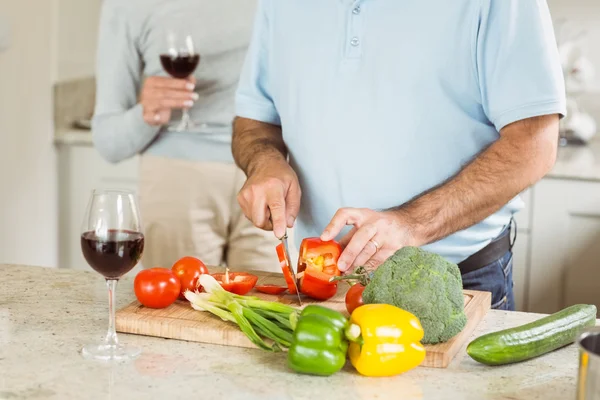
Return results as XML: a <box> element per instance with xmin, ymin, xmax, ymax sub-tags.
<box><xmin>280</xmin><ymin>229</ymin><xmax>302</xmax><ymax>306</ymax></box>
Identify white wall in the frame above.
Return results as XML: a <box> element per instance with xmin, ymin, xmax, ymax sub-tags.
<box><xmin>0</xmin><ymin>0</ymin><xmax>58</xmax><ymax>267</ymax></box>
<box><xmin>55</xmin><ymin>0</ymin><xmax>102</xmax><ymax>82</ymax></box>
<box><xmin>549</xmin><ymin>0</ymin><xmax>600</xmax><ymax>92</ymax></box>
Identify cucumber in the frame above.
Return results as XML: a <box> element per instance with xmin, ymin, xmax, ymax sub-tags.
<box><xmin>466</xmin><ymin>304</ymin><xmax>597</xmax><ymax>366</ymax></box>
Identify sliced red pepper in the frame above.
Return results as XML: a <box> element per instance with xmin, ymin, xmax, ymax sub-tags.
<box><xmin>211</xmin><ymin>269</ymin><xmax>258</xmax><ymax>295</ymax></box>
<box><xmin>297</xmin><ymin>238</ymin><xmax>343</xmax><ymax>277</ymax></box>
<box><xmin>276</xmin><ymin>242</ymin><xmax>298</xmax><ymax>294</ymax></box>
<box><xmin>297</xmin><ymin>237</ymin><xmax>342</xmax><ymax>301</ymax></box>
<box><xmin>298</xmin><ymin>268</ymin><xmax>338</xmax><ymax>301</ymax></box>
<box><xmin>255</xmin><ymin>284</ymin><xmax>288</xmax><ymax>295</ymax></box>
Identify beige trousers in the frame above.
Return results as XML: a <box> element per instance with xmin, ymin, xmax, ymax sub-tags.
<box><xmin>138</xmin><ymin>155</ymin><xmax>280</xmax><ymax>272</ymax></box>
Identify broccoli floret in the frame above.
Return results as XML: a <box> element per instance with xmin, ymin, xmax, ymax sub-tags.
<box><xmin>362</xmin><ymin>246</ymin><xmax>467</xmax><ymax>344</ymax></box>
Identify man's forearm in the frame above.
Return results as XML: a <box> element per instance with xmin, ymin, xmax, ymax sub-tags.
<box><xmin>390</xmin><ymin>114</ymin><xmax>559</xmax><ymax>246</ymax></box>
<box><xmin>232</xmin><ymin>117</ymin><xmax>288</xmax><ymax>176</ymax></box>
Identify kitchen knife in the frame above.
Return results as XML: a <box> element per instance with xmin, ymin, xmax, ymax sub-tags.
<box><xmin>279</xmin><ymin>229</ymin><xmax>302</xmax><ymax>306</ymax></box>
<box><xmin>269</xmin><ymin>212</ymin><xmax>302</xmax><ymax>306</ymax></box>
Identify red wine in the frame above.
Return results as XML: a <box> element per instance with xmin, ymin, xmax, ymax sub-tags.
<box><xmin>81</xmin><ymin>230</ymin><xmax>144</xmax><ymax>279</ymax></box>
<box><xmin>160</xmin><ymin>54</ymin><xmax>200</xmax><ymax>79</ymax></box>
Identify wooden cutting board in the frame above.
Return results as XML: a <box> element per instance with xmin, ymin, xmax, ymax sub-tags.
<box><xmin>116</xmin><ymin>271</ymin><xmax>491</xmax><ymax>368</ymax></box>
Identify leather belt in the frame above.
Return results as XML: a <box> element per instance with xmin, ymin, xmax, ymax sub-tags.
<box><xmin>458</xmin><ymin>225</ymin><xmax>513</xmax><ymax>275</ymax></box>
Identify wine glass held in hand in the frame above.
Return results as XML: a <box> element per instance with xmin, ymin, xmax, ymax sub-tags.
<box><xmin>80</xmin><ymin>189</ymin><xmax>144</xmax><ymax>361</ymax></box>
<box><xmin>160</xmin><ymin>29</ymin><xmax>200</xmax><ymax>132</ymax></box>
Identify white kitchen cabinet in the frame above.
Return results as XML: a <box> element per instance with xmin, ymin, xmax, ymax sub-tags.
<box><xmin>529</xmin><ymin>178</ymin><xmax>600</xmax><ymax>315</ymax></box>
<box><xmin>512</xmin><ymin>231</ymin><xmax>530</xmax><ymax>312</ymax></box>
<box><xmin>508</xmin><ymin>188</ymin><xmax>532</xmax><ymax>312</ymax></box>
<box><xmin>57</xmin><ymin>144</ymin><xmax>139</xmax><ymax>270</ymax></box>
<box><xmin>514</xmin><ymin>188</ymin><xmax>532</xmax><ymax>232</ymax></box>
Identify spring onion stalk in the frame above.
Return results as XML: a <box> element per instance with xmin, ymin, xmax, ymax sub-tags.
<box><xmin>191</xmin><ymin>274</ymin><xmax>299</xmax><ymax>352</ymax></box>
<box><xmin>237</xmin><ymin>298</ymin><xmax>298</xmax><ymax>316</ymax></box>
<box><xmin>242</xmin><ymin>310</ymin><xmax>292</xmax><ymax>347</ymax></box>
<box><xmin>253</xmin><ymin>309</ymin><xmax>294</xmax><ymax>331</ymax></box>
<box><xmin>227</xmin><ymin>300</ymin><xmax>276</xmax><ymax>351</ymax></box>
<box><xmin>290</xmin><ymin>311</ymin><xmax>299</xmax><ymax>331</ymax></box>
<box><xmin>185</xmin><ymin>291</ymin><xmax>236</xmax><ymax>322</ymax></box>
<box><xmin>242</xmin><ymin>308</ymin><xmax>294</xmax><ymax>346</ymax></box>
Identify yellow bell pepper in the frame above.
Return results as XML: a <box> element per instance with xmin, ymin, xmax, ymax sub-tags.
<box><xmin>347</xmin><ymin>304</ymin><xmax>426</xmax><ymax>377</ymax></box>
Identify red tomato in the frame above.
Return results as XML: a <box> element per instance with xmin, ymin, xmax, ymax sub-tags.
<box><xmin>345</xmin><ymin>283</ymin><xmax>365</xmax><ymax>314</ymax></box>
<box><xmin>171</xmin><ymin>256</ymin><xmax>209</xmax><ymax>299</ymax></box>
<box><xmin>255</xmin><ymin>284</ymin><xmax>288</xmax><ymax>295</ymax></box>
<box><xmin>211</xmin><ymin>270</ymin><xmax>258</xmax><ymax>295</ymax></box>
<box><xmin>134</xmin><ymin>268</ymin><xmax>181</xmax><ymax>309</ymax></box>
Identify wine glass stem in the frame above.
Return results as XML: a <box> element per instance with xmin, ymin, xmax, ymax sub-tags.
<box><xmin>105</xmin><ymin>279</ymin><xmax>119</xmax><ymax>347</ymax></box>
<box><xmin>181</xmin><ymin>109</ymin><xmax>191</xmax><ymax>127</ymax></box>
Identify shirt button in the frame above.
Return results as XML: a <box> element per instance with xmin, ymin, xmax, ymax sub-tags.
<box><xmin>352</xmin><ymin>6</ymin><xmax>361</xmax><ymax>14</ymax></box>
<box><xmin>350</xmin><ymin>37</ymin><xmax>360</xmax><ymax>47</ymax></box>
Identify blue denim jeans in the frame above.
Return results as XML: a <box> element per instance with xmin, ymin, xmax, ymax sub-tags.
<box><xmin>461</xmin><ymin>249</ymin><xmax>515</xmax><ymax>311</ymax></box>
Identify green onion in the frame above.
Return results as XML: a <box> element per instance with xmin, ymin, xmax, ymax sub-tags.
<box><xmin>186</xmin><ymin>274</ymin><xmax>300</xmax><ymax>352</ymax></box>
<box><xmin>242</xmin><ymin>308</ymin><xmax>292</xmax><ymax>347</ymax></box>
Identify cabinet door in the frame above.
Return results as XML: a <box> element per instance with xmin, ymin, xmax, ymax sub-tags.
<box><xmin>58</xmin><ymin>146</ymin><xmax>139</xmax><ymax>270</ymax></box>
<box><xmin>512</xmin><ymin>231</ymin><xmax>529</xmax><ymax>312</ymax></box>
<box><xmin>529</xmin><ymin>179</ymin><xmax>600</xmax><ymax>314</ymax></box>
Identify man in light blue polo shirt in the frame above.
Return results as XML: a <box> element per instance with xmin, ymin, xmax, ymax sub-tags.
<box><xmin>232</xmin><ymin>0</ymin><xmax>566</xmax><ymax>310</ymax></box>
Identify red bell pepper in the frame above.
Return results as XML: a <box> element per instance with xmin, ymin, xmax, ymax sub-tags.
<box><xmin>298</xmin><ymin>267</ymin><xmax>339</xmax><ymax>301</ymax></box>
<box><xmin>211</xmin><ymin>269</ymin><xmax>258</xmax><ymax>295</ymax></box>
<box><xmin>276</xmin><ymin>242</ymin><xmax>298</xmax><ymax>294</ymax></box>
<box><xmin>297</xmin><ymin>237</ymin><xmax>343</xmax><ymax>277</ymax></box>
<box><xmin>275</xmin><ymin>237</ymin><xmax>343</xmax><ymax>301</ymax></box>
<box><xmin>255</xmin><ymin>284</ymin><xmax>288</xmax><ymax>295</ymax></box>
<box><xmin>297</xmin><ymin>238</ymin><xmax>342</xmax><ymax>300</ymax></box>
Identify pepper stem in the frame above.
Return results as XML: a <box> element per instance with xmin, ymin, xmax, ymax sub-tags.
<box><xmin>329</xmin><ymin>266</ymin><xmax>371</xmax><ymax>286</ymax></box>
<box><xmin>225</xmin><ymin>268</ymin><xmax>230</xmax><ymax>284</ymax></box>
<box><xmin>345</xmin><ymin>323</ymin><xmax>363</xmax><ymax>343</ymax></box>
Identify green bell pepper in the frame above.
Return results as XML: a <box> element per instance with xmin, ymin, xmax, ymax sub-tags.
<box><xmin>287</xmin><ymin>305</ymin><xmax>349</xmax><ymax>376</ymax></box>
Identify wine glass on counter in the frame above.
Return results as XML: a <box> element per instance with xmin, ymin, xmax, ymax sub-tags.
<box><xmin>80</xmin><ymin>189</ymin><xmax>144</xmax><ymax>361</ymax></box>
<box><xmin>160</xmin><ymin>27</ymin><xmax>200</xmax><ymax>132</ymax></box>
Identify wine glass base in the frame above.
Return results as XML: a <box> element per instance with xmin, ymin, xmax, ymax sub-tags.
<box><xmin>82</xmin><ymin>343</ymin><xmax>141</xmax><ymax>362</ymax></box>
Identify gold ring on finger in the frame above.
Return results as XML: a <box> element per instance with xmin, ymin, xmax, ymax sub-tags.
<box><xmin>369</xmin><ymin>239</ymin><xmax>381</xmax><ymax>251</ymax></box>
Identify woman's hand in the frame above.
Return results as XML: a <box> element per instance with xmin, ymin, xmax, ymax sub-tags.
<box><xmin>140</xmin><ymin>76</ymin><xmax>198</xmax><ymax>126</ymax></box>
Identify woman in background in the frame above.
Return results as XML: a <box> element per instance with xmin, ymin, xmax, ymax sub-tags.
<box><xmin>92</xmin><ymin>0</ymin><xmax>279</xmax><ymax>271</ymax></box>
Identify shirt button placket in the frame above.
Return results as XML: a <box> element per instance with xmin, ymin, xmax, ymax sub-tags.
<box><xmin>346</xmin><ymin>1</ymin><xmax>364</xmax><ymax>59</ymax></box>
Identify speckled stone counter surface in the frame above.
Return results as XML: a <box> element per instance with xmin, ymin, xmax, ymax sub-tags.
<box><xmin>0</xmin><ymin>265</ymin><xmax>591</xmax><ymax>400</ymax></box>
<box><xmin>548</xmin><ymin>138</ymin><xmax>600</xmax><ymax>182</ymax></box>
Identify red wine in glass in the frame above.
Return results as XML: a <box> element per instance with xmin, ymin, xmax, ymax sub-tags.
<box><xmin>81</xmin><ymin>229</ymin><xmax>144</xmax><ymax>280</ymax></box>
<box><xmin>162</xmin><ymin>29</ymin><xmax>199</xmax><ymax>131</ymax></box>
<box><xmin>80</xmin><ymin>189</ymin><xmax>144</xmax><ymax>361</ymax></box>
<box><xmin>160</xmin><ymin>54</ymin><xmax>200</xmax><ymax>80</ymax></box>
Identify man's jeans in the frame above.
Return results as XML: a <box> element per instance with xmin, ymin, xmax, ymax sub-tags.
<box><xmin>461</xmin><ymin>249</ymin><xmax>515</xmax><ymax>311</ymax></box>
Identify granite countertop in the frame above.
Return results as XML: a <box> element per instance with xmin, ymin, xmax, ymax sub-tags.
<box><xmin>0</xmin><ymin>264</ymin><xmax>591</xmax><ymax>400</ymax></box>
<box><xmin>547</xmin><ymin>139</ymin><xmax>600</xmax><ymax>182</ymax></box>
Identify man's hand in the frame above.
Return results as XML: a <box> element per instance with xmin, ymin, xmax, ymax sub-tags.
<box><xmin>237</xmin><ymin>159</ymin><xmax>301</xmax><ymax>239</ymax></box>
<box><xmin>232</xmin><ymin>117</ymin><xmax>297</xmax><ymax>239</ymax></box>
<box><xmin>320</xmin><ymin>208</ymin><xmax>417</xmax><ymax>272</ymax></box>
<box><xmin>140</xmin><ymin>76</ymin><xmax>198</xmax><ymax>126</ymax></box>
